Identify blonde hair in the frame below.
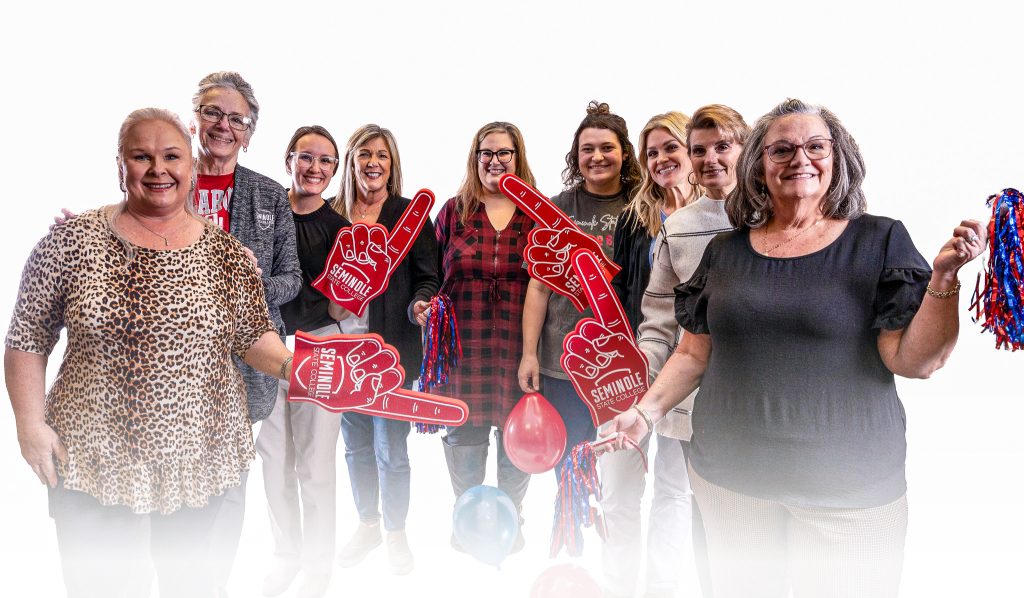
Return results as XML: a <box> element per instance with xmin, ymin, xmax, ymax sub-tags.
<box><xmin>453</xmin><ymin>122</ymin><xmax>536</xmax><ymax>226</ymax></box>
<box><xmin>334</xmin><ymin>124</ymin><xmax>403</xmax><ymax>218</ymax></box>
<box><xmin>625</xmin><ymin>111</ymin><xmax>700</xmax><ymax>238</ymax></box>
<box><xmin>110</xmin><ymin>107</ymin><xmax>206</xmax><ymax>265</ymax></box>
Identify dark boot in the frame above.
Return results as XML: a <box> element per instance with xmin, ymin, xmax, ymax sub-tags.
<box><xmin>441</xmin><ymin>437</ymin><xmax>488</xmax><ymax>498</ymax></box>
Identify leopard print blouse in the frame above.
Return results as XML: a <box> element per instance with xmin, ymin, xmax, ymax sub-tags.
<box><xmin>6</xmin><ymin>209</ymin><xmax>276</xmax><ymax>514</ymax></box>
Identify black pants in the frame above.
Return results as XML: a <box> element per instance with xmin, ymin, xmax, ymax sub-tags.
<box><xmin>49</xmin><ymin>480</ymin><xmax>226</xmax><ymax>598</ymax></box>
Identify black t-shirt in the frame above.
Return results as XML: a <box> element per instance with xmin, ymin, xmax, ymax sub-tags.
<box><xmin>280</xmin><ymin>201</ymin><xmax>349</xmax><ymax>335</ymax></box>
<box><xmin>676</xmin><ymin>214</ymin><xmax>931</xmax><ymax>508</ymax></box>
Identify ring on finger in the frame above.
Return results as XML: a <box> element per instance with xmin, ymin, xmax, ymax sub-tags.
<box><xmin>967</xmin><ymin>233</ymin><xmax>979</xmax><ymax>243</ymax></box>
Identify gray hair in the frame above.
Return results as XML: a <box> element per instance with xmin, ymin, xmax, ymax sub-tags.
<box><xmin>191</xmin><ymin>71</ymin><xmax>261</xmax><ymax>132</ymax></box>
<box><xmin>727</xmin><ymin>98</ymin><xmax>866</xmax><ymax>229</ymax></box>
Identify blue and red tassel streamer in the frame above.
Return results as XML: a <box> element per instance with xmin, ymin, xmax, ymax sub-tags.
<box><xmin>550</xmin><ymin>441</ymin><xmax>605</xmax><ymax>558</ymax></box>
<box><xmin>549</xmin><ymin>434</ymin><xmax>648</xmax><ymax>558</ymax></box>
<box><xmin>416</xmin><ymin>294</ymin><xmax>463</xmax><ymax>433</ymax></box>
<box><xmin>970</xmin><ymin>188</ymin><xmax>1024</xmax><ymax>350</ymax></box>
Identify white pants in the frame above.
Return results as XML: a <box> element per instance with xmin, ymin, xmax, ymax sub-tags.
<box><xmin>255</xmin><ymin>323</ymin><xmax>343</xmax><ymax>574</ymax></box>
<box><xmin>599</xmin><ymin>433</ymin><xmax>693</xmax><ymax>596</ymax></box>
<box><xmin>688</xmin><ymin>463</ymin><xmax>907</xmax><ymax>598</ymax></box>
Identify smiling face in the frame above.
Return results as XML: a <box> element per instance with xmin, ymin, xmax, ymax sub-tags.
<box><xmin>476</xmin><ymin>131</ymin><xmax>517</xmax><ymax>195</ymax></box>
<box><xmin>688</xmin><ymin>128</ymin><xmax>743</xmax><ymax>198</ymax></box>
<box><xmin>578</xmin><ymin>127</ymin><xmax>624</xmax><ymax>194</ymax></box>
<box><xmin>195</xmin><ymin>86</ymin><xmax>251</xmax><ymax>166</ymax></box>
<box><xmin>119</xmin><ymin>119</ymin><xmax>193</xmax><ymax>213</ymax></box>
<box><xmin>288</xmin><ymin>133</ymin><xmax>338</xmax><ymax>200</ymax></box>
<box><xmin>644</xmin><ymin>127</ymin><xmax>692</xmax><ymax>191</ymax></box>
<box><xmin>353</xmin><ymin>136</ymin><xmax>392</xmax><ymax>200</ymax></box>
<box><xmin>762</xmin><ymin>113</ymin><xmax>833</xmax><ymax>204</ymax></box>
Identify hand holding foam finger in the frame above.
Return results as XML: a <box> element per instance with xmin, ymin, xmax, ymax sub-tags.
<box><xmin>525</xmin><ymin>228</ymin><xmax>588</xmax><ymax>311</ymax></box>
<box><xmin>312</xmin><ymin>193</ymin><xmax>435</xmax><ymax>316</ymax></box>
<box><xmin>560</xmin><ymin>250</ymin><xmax>650</xmax><ymax>426</ymax></box>
<box><xmin>383</xmin><ymin>190</ymin><xmax>434</xmax><ymax>275</ymax></box>
<box><xmin>289</xmin><ymin>331</ymin><xmax>404</xmax><ymax>412</ymax></box>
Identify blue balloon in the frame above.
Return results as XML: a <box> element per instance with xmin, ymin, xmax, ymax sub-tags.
<box><xmin>452</xmin><ymin>485</ymin><xmax>520</xmax><ymax>567</ymax></box>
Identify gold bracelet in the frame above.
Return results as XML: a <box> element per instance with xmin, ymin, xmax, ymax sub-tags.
<box><xmin>279</xmin><ymin>356</ymin><xmax>294</xmax><ymax>380</ymax></box>
<box><xmin>926</xmin><ymin>280</ymin><xmax>961</xmax><ymax>299</ymax></box>
<box><xmin>632</xmin><ymin>404</ymin><xmax>654</xmax><ymax>435</ymax></box>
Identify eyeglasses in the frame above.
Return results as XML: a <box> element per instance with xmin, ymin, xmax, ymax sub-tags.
<box><xmin>289</xmin><ymin>152</ymin><xmax>340</xmax><ymax>169</ymax></box>
<box><xmin>196</xmin><ymin>104</ymin><xmax>253</xmax><ymax>131</ymax></box>
<box><xmin>476</xmin><ymin>149</ymin><xmax>516</xmax><ymax>164</ymax></box>
<box><xmin>763</xmin><ymin>139</ymin><xmax>833</xmax><ymax>163</ymax></box>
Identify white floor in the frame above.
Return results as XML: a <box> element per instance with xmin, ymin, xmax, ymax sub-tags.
<box><xmin>1</xmin><ymin>319</ymin><xmax>1021</xmax><ymax>598</ymax></box>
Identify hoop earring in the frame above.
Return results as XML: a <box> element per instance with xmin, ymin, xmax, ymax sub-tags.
<box><xmin>687</xmin><ymin>171</ymin><xmax>698</xmax><ymax>186</ymax></box>
<box><xmin>242</xmin><ymin>146</ymin><xmax>248</xmax><ymax>153</ymax></box>
<box><xmin>119</xmin><ymin>180</ymin><xmax>126</xmax><ymax>193</ymax></box>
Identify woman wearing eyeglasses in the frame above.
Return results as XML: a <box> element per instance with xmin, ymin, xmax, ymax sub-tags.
<box><xmin>332</xmin><ymin>124</ymin><xmax>439</xmax><ymax>576</ymax></box>
<box><xmin>519</xmin><ymin>101</ymin><xmax>642</xmax><ymax>480</ymax></box>
<box><xmin>253</xmin><ymin>125</ymin><xmax>349</xmax><ymax>598</ymax></box>
<box><xmin>433</xmin><ymin>122</ymin><xmax>537</xmax><ymax>551</ymax></box>
<box><xmin>604</xmin><ymin>99</ymin><xmax>985</xmax><ymax>598</ymax></box>
<box><xmin>190</xmin><ymin>71</ymin><xmax>302</xmax><ymax>595</ymax></box>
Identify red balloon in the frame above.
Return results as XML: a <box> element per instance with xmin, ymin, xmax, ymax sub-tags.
<box><xmin>530</xmin><ymin>564</ymin><xmax>601</xmax><ymax>598</ymax></box>
<box><xmin>503</xmin><ymin>393</ymin><xmax>567</xmax><ymax>474</ymax></box>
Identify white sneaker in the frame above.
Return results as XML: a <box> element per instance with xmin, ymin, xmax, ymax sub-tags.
<box><xmin>296</xmin><ymin>570</ymin><xmax>331</xmax><ymax>598</ymax></box>
<box><xmin>336</xmin><ymin>522</ymin><xmax>382</xmax><ymax>567</ymax></box>
<box><xmin>386</xmin><ymin>530</ymin><xmax>414</xmax><ymax>575</ymax></box>
<box><xmin>261</xmin><ymin>561</ymin><xmax>300</xmax><ymax>597</ymax></box>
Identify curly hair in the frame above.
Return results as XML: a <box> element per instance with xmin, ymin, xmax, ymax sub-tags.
<box><xmin>562</xmin><ymin>101</ymin><xmax>642</xmax><ymax>194</ymax></box>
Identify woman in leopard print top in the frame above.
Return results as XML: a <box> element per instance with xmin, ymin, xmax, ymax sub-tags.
<box><xmin>4</xmin><ymin>107</ymin><xmax>293</xmax><ymax>598</ymax></box>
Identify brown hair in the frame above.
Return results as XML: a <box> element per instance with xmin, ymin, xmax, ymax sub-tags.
<box><xmin>283</xmin><ymin>125</ymin><xmax>340</xmax><ymax>175</ymax></box>
<box><xmin>453</xmin><ymin>121</ymin><xmax>536</xmax><ymax>226</ymax></box>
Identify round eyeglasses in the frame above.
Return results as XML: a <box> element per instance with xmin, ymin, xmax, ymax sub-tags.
<box><xmin>289</xmin><ymin>152</ymin><xmax>340</xmax><ymax>170</ymax></box>
<box><xmin>196</xmin><ymin>104</ymin><xmax>253</xmax><ymax>132</ymax></box>
<box><xmin>763</xmin><ymin>139</ymin><xmax>833</xmax><ymax>163</ymax></box>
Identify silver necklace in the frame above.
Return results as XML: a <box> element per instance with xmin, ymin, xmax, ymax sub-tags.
<box><xmin>354</xmin><ymin>199</ymin><xmax>384</xmax><ymax>220</ymax></box>
<box><xmin>129</xmin><ymin>211</ymin><xmax>178</xmax><ymax>247</ymax></box>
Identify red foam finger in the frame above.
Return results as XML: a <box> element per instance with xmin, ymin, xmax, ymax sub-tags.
<box><xmin>354</xmin><ymin>388</ymin><xmax>469</xmax><ymax>426</ymax></box>
<box><xmin>572</xmin><ymin>249</ymin><xmax>631</xmax><ymax>338</ymax></box>
<box><xmin>385</xmin><ymin>190</ymin><xmax>434</xmax><ymax>275</ymax></box>
<box><xmin>499</xmin><ymin>174</ymin><xmax>574</xmax><ymax>230</ymax></box>
<box><xmin>563</xmin><ymin>352</ymin><xmax>602</xmax><ymax>381</ymax></box>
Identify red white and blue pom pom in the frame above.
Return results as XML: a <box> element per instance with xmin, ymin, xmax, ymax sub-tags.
<box><xmin>550</xmin><ymin>442</ymin><xmax>604</xmax><ymax>558</ymax></box>
<box><xmin>971</xmin><ymin>188</ymin><xmax>1024</xmax><ymax>350</ymax></box>
<box><xmin>416</xmin><ymin>294</ymin><xmax>463</xmax><ymax>433</ymax></box>
<box><xmin>548</xmin><ymin>435</ymin><xmax>647</xmax><ymax>558</ymax></box>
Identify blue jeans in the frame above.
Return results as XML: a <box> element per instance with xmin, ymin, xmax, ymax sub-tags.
<box><xmin>541</xmin><ymin>375</ymin><xmax>597</xmax><ymax>480</ymax></box>
<box><xmin>340</xmin><ymin>412</ymin><xmax>411</xmax><ymax>531</ymax></box>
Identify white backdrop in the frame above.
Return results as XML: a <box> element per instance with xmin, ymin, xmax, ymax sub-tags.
<box><xmin>1</xmin><ymin>1</ymin><xmax>1021</xmax><ymax>597</ymax></box>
